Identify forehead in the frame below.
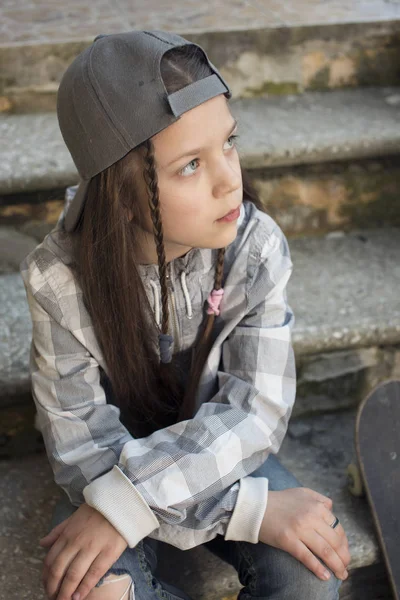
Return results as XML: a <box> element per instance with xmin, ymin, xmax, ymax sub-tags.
<box><xmin>152</xmin><ymin>95</ymin><xmax>233</xmax><ymax>149</ymax></box>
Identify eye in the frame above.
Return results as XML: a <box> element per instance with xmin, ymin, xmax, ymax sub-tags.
<box><xmin>180</xmin><ymin>158</ymin><xmax>200</xmax><ymax>177</ymax></box>
<box><xmin>225</xmin><ymin>134</ymin><xmax>240</xmax><ymax>149</ymax></box>
<box><xmin>179</xmin><ymin>134</ymin><xmax>240</xmax><ymax>178</ymax></box>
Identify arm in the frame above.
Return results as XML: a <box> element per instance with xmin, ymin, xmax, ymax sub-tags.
<box><xmin>20</xmin><ymin>221</ymin><xmax>295</xmax><ymax>550</ymax></box>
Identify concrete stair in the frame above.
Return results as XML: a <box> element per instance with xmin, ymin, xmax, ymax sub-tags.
<box><xmin>1</xmin><ymin>0</ymin><xmax>400</xmax><ymax>598</ymax></box>
<box><xmin>1</xmin><ymin>1</ymin><xmax>400</xmax><ymax>113</ymax></box>
<box><xmin>2</xmin><ymin>86</ymin><xmax>400</xmax><ymax>236</ymax></box>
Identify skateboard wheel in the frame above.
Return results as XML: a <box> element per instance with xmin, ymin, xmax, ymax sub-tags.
<box><xmin>346</xmin><ymin>463</ymin><xmax>364</xmax><ymax>497</ymax></box>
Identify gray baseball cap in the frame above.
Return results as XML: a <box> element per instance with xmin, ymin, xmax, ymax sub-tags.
<box><xmin>56</xmin><ymin>29</ymin><xmax>232</xmax><ymax>233</ymax></box>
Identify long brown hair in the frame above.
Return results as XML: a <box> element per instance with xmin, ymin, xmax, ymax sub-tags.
<box><xmin>68</xmin><ymin>44</ymin><xmax>266</xmax><ymax>438</ymax></box>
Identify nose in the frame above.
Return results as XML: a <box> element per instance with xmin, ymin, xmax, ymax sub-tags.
<box><xmin>212</xmin><ymin>155</ymin><xmax>242</xmax><ymax>198</ymax></box>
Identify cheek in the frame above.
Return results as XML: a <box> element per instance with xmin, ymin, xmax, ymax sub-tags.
<box><xmin>159</xmin><ymin>186</ymin><xmax>205</xmax><ymax>225</ymax></box>
<box><xmin>163</xmin><ymin>205</ymin><xmax>206</xmax><ymax>238</ymax></box>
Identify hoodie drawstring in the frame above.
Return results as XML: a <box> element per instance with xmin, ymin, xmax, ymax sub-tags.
<box><xmin>151</xmin><ymin>269</ymin><xmax>223</xmax><ymax>364</ymax></box>
<box><xmin>149</xmin><ymin>280</ymin><xmax>161</xmax><ymax>327</ymax></box>
<box><xmin>180</xmin><ymin>271</ymin><xmax>193</xmax><ymax>319</ymax></box>
<box><xmin>149</xmin><ymin>271</ymin><xmax>193</xmax><ymax>329</ymax></box>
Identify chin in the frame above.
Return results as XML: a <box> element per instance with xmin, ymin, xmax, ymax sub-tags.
<box><xmin>222</xmin><ymin>223</ymin><xmax>239</xmax><ymax>243</ymax></box>
<box><xmin>208</xmin><ymin>227</ymin><xmax>238</xmax><ymax>249</ymax></box>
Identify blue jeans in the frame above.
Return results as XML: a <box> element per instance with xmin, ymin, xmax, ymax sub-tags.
<box><xmin>48</xmin><ymin>454</ymin><xmax>342</xmax><ymax>599</ymax></box>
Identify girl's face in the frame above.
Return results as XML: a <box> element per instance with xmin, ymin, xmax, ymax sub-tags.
<box><xmin>131</xmin><ymin>94</ymin><xmax>243</xmax><ymax>265</ymax></box>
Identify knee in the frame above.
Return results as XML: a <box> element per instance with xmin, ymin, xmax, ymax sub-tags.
<box><xmin>245</xmin><ymin>545</ymin><xmax>342</xmax><ymax>600</ymax></box>
<box><xmin>293</xmin><ymin>566</ymin><xmax>342</xmax><ymax>600</ymax></box>
<box><xmin>256</xmin><ymin>563</ymin><xmax>342</xmax><ymax>600</ymax></box>
<box><xmin>272</xmin><ymin>562</ymin><xmax>342</xmax><ymax>600</ymax></box>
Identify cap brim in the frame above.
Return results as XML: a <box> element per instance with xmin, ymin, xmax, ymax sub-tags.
<box><xmin>64</xmin><ymin>178</ymin><xmax>91</xmax><ymax>233</ymax></box>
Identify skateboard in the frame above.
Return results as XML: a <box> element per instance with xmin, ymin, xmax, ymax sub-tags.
<box><xmin>347</xmin><ymin>379</ymin><xmax>400</xmax><ymax>600</ymax></box>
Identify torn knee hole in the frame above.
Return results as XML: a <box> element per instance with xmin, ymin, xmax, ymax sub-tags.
<box><xmin>97</xmin><ymin>573</ymin><xmax>133</xmax><ymax>600</ymax></box>
<box><xmin>100</xmin><ymin>573</ymin><xmax>132</xmax><ymax>586</ymax></box>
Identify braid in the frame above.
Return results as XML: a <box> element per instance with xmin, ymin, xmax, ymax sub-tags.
<box><xmin>178</xmin><ymin>246</ymin><xmax>226</xmax><ymax>422</ymax></box>
<box><xmin>215</xmin><ymin>246</ymin><xmax>226</xmax><ymax>288</ymax></box>
<box><xmin>202</xmin><ymin>247</ymin><xmax>225</xmax><ymax>342</ymax></box>
<box><xmin>141</xmin><ymin>137</ymin><xmax>226</xmax><ymax>417</ymax></box>
<box><xmin>142</xmin><ymin>139</ymin><xmax>170</xmax><ymax>337</ymax></box>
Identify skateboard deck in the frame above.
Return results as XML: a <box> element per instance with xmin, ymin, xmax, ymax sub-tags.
<box><xmin>354</xmin><ymin>379</ymin><xmax>400</xmax><ymax>600</ymax></box>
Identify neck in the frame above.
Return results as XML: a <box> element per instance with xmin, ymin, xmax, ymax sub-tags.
<box><xmin>137</xmin><ymin>236</ymin><xmax>194</xmax><ymax>266</ymax></box>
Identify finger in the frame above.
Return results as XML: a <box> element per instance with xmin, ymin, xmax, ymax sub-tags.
<box><xmin>42</xmin><ymin>537</ymin><xmax>68</xmax><ymax>596</ymax></box>
<box><xmin>54</xmin><ymin>549</ymin><xmax>94</xmax><ymax>600</ymax></box>
<box><xmin>57</xmin><ymin>550</ymin><xmax>111</xmax><ymax>600</ymax></box>
<box><xmin>286</xmin><ymin>537</ymin><xmax>333</xmax><ymax>581</ymax></box>
<box><xmin>306</xmin><ymin>488</ymin><xmax>333</xmax><ymax>510</ymax></box>
<box><xmin>336</xmin><ymin>524</ymin><xmax>351</xmax><ymax>561</ymax></box>
<box><xmin>40</xmin><ymin>520</ymin><xmax>69</xmax><ymax>546</ymax></box>
<box><xmin>322</xmin><ymin>510</ymin><xmax>351</xmax><ymax>566</ymax></box>
<box><xmin>304</xmin><ymin>529</ymin><xmax>348</xmax><ymax>580</ymax></box>
<box><xmin>319</xmin><ymin>521</ymin><xmax>351</xmax><ymax>569</ymax></box>
<box><xmin>40</xmin><ymin>533</ymin><xmax>62</xmax><ymax>548</ymax></box>
<box><xmin>324</xmin><ymin>510</ymin><xmax>348</xmax><ymax>539</ymax></box>
<box><xmin>43</xmin><ymin>542</ymin><xmax>78</xmax><ymax>600</ymax></box>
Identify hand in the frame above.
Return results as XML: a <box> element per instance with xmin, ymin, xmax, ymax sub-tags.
<box><xmin>40</xmin><ymin>502</ymin><xmax>128</xmax><ymax>600</ymax></box>
<box><xmin>258</xmin><ymin>488</ymin><xmax>351</xmax><ymax>582</ymax></box>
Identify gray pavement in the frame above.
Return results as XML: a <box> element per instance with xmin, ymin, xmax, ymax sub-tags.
<box><xmin>0</xmin><ymin>226</ymin><xmax>38</xmax><ymax>273</ymax></box>
<box><xmin>1</xmin><ymin>0</ymin><xmax>400</xmax><ymax>45</ymax></box>
<box><xmin>289</xmin><ymin>227</ymin><xmax>400</xmax><ymax>354</ymax></box>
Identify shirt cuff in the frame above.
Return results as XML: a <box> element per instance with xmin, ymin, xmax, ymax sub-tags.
<box><xmin>83</xmin><ymin>465</ymin><xmax>160</xmax><ymax>548</ymax></box>
<box><xmin>224</xmin><ymin>475</ymin><xmax>269</xmax><ymax>543</ymax></box>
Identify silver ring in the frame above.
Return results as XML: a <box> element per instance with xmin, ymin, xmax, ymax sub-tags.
<box><xmin>330</xmin><ymin>516</ymin><xmax>339</xmax><ymax>529</ymax></box>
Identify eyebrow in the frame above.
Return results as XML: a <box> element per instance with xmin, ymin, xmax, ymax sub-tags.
<box><xmin>166</xmin><ymin>118</ymin><xmax>238</xmax><ymax>167</ymax></box>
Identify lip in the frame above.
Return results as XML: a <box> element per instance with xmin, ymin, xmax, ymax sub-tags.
<box><xmin>217</xmin><ymin>204</ymin><xmax>242</xmax><ymax>222</ymax></box>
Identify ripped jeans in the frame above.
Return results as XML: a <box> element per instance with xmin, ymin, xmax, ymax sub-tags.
<box><xmin>47</xmin><ymin>454</ymin><xmax>342</xmax><ymax>599</ymax></box>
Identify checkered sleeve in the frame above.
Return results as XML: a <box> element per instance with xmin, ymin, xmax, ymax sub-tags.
<box><xmin>19</xmin><ymin>221</ymin><xmax>295</xmax><ymax>551</ymax></box>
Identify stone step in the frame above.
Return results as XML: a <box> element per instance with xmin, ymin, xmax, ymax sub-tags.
<box><xmin>2</xmin><ymin>86</ymin><xmax>400</xmax><ymax>236</ymax></box>
<box><xmin>1</xmin><ymin>0</ymin><xmax>400</xmax><ymax>112</ymax></box>
<box><xmin>1</xmin><ymin>226</ymin><xmax>399</xmax><ymax>411</ymax></box>
<box><xmin>0</xmin><ymin>407</ymin><xmax>394</xmax><ymax>599</ymax></box>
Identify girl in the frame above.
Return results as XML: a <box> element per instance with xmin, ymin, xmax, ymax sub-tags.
<box><xmin>20</xmin><ymin>30</ymin><xmax>350</xmax><ymax>600</ymax></box>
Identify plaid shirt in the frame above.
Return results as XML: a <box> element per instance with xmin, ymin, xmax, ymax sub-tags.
<box><xmin>20</xmin><ymin>188</ymin><xmax>296</xmax><ymax>550</ymax></box>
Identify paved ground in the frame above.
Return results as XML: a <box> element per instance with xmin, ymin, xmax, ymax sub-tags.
<box><xmin>2</xmin><ymin>0</ymin><xmax>400</xmax><ymax>45</ymax></box>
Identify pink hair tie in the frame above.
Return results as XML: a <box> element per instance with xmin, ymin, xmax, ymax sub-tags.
<box><xmin>207</xmin><ymin>288</ymin><xmax>224</xmax><ymax>316</ymax></box>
